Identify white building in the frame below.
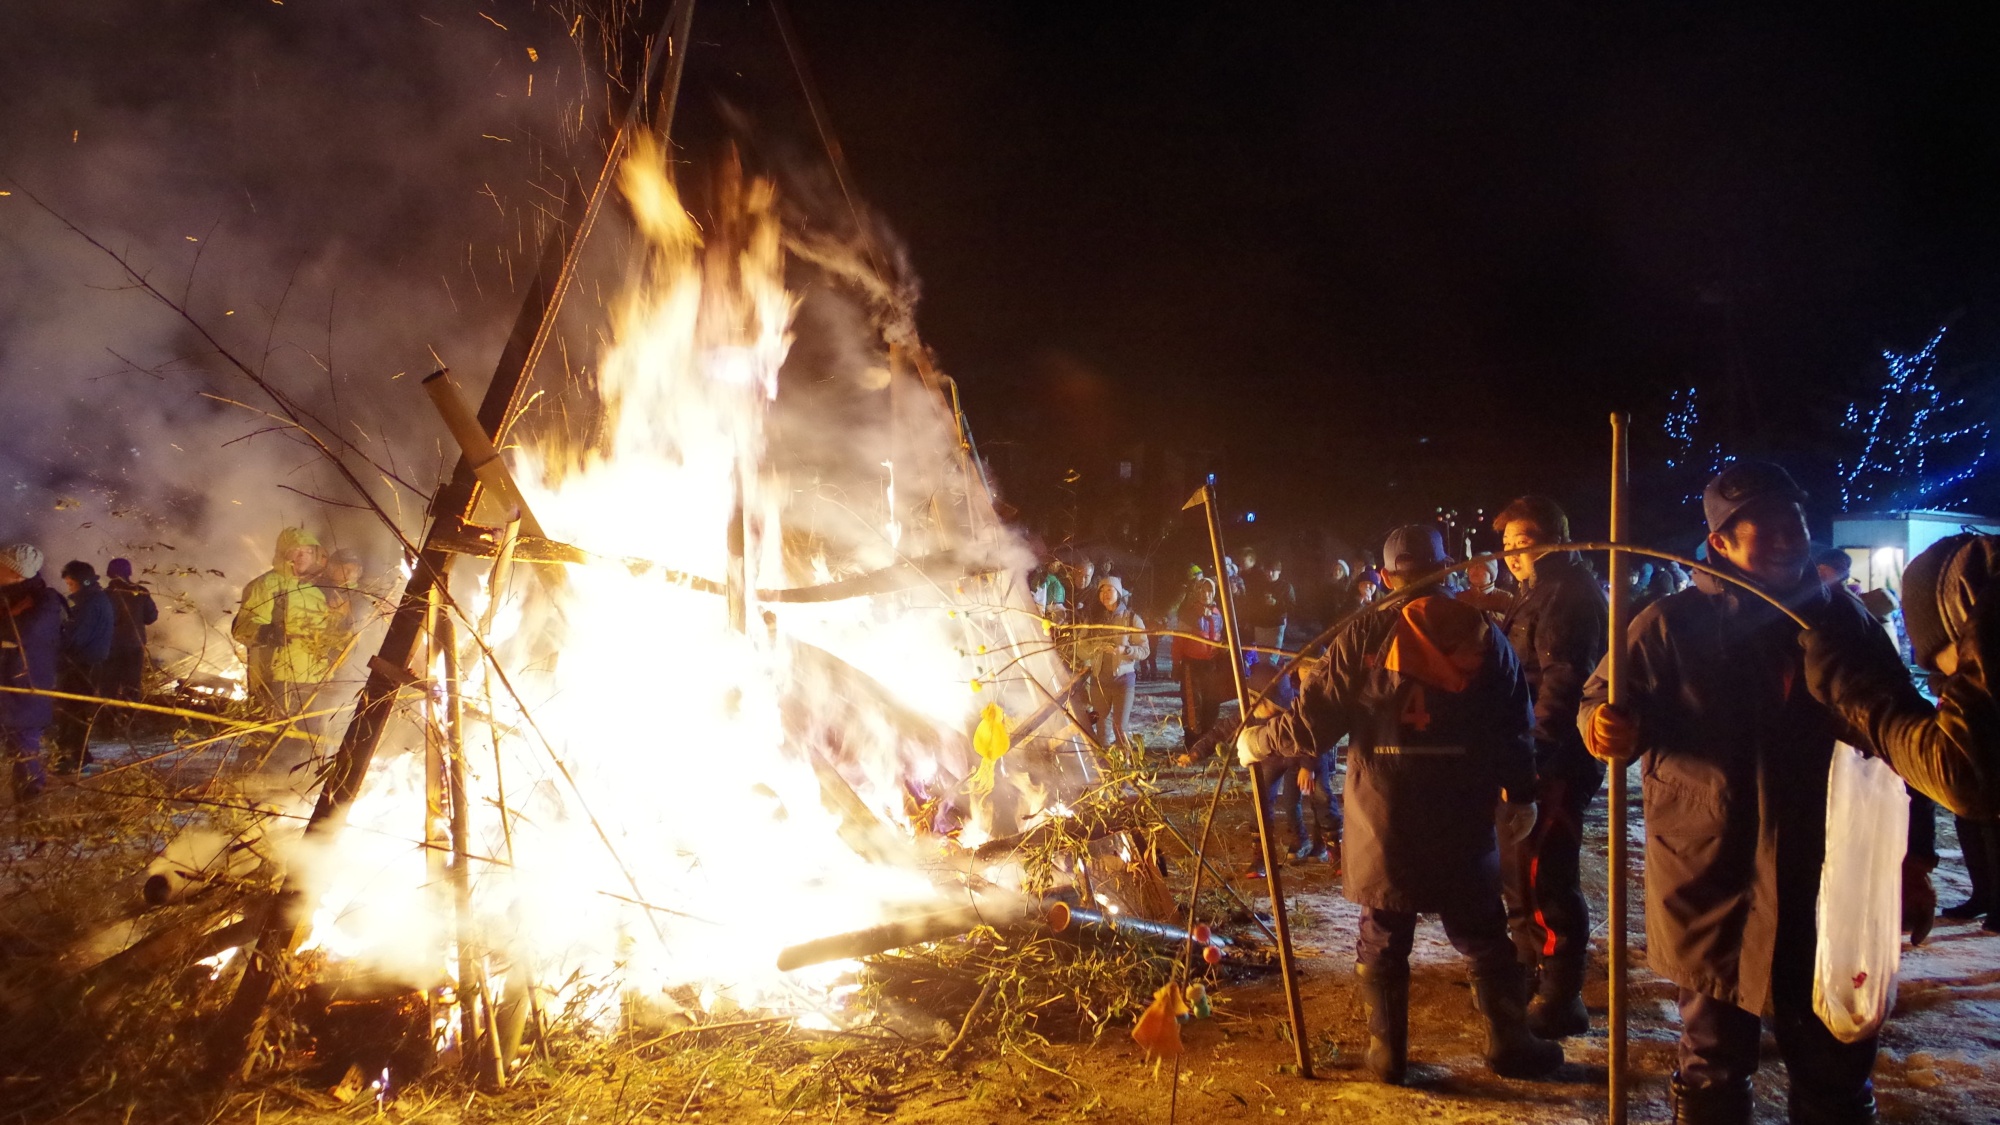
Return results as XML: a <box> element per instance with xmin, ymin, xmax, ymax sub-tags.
<box><xmin>1828</xmin><ymin>509</ymin><xmax>2000</xmax><ymax>592</ymax></box>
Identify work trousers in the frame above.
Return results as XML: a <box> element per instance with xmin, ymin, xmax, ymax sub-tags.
<box><xmin>3</xmin><ymin>725</ymin><xmax>47</xmax><ymax>801</ymax></box>
<box><xmin>1089</xmin><ymin>671</ymin><xmax>1137</xmax><ymax>749</ymax></box>
<box><xmin>49</xmin><ymin>660</ymin><xmax>101</xmax><ymax>770</ymax></box>
<box><xmin>1676</xmin><ymin>883</ymin><xmax>1878</xmax><ymax>1123</ymax></box>
<box><xmin>99</xmin><ymin>648</ymin><xmax>145</xmax><ymax>703</ymax></box>
<box><xmin>1501</xmin><ymin>775</ymin><xmax>1596</xmax><ymax>965</ymax></box>
<box><xmin>1177</xmin><ymin>657</ymin><xmax>1229</xmax><ymax>747</ymax></box>
<box><xmin>1356</xmin><ymin>897</ymin><xmax>1519</xmax><ymax>981</ymax></box>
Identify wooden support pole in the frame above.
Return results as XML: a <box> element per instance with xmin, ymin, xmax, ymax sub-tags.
<box><xmin>1606</xmin><ymin>413</ymin><xmax>1631</xmax><ymax>1125</ymax></box>
<box><xmin>1199</xmin><ymin>481</ymin><xmax>1312</xmax><ymax>1078</ymax></box>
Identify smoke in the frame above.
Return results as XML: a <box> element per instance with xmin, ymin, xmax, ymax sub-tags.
<box><xmin>0</xmin><ymin>0</ymin><xmax>608</xmax><ymax>676</ymax></box>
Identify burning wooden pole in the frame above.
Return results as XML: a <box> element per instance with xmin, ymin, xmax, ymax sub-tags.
<box><xmin>208</xmin><ymin>0</ymin><xmax>701</xmax><ymax>1079</ymax></box>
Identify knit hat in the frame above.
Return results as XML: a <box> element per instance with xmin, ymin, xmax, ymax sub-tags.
<box><xmin>0</xmin><ymin>543</ymin><xmax>44</xmax><ymax>580</ymax></box>
<box><xmin>1381</xmin><ymin>524</ymin><xmax>1448</xmax><ymax>576</ymax></box>
<box><xmin>1096</xmin><ymin>575</ymin><xmax>1129</xmax><ymax>600</ymax></box>
<box><xmin>106</xmin><ymin>557</ymin><xmax>133</xmax><ymax>579</ymax></box>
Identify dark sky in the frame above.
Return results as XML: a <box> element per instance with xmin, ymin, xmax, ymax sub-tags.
<box><xmin>6</xmin><ymin>1</ymin><xmax>1999</xmax><ymax>569</ymax></box>
<box><xmin>753</xmin><ymin>2</ymin><xmax>2000</xmax><ymax>543</ymax></box>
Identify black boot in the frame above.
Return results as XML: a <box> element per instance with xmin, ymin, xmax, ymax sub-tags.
<box><xmin>1527</xmin><ymin>953</ymin><xmax>1590</xmax><ymax>1039</ymax></box>
<box><xmin>1670</xmin><ymin>1072</ymin><xmax>1752</xmax><ymax>1125</ymax></box>
<box><xmin>1787</xmin><ymin>1079</ymin><xmax>1877</xmax><ymax>1124</ymax></box>
<box><xmin>1472</xmin><ymin>972</ymin><xmax>1563</xmax><ymax>1079</ymax></box>
<box><xmin>1355</xmin><ymin>962</ymin><xmax>1408</xmax><ymax>1085</ymax></box>
<box><xmin>1945</xmin><ymin>816</ymin><xmax>1995</xmax><ymax>921</ymax></box>
<box><xmin>1902</xmin><ymin>855</ymin><xmax>1937</xmax><ymax>946</ymax></box>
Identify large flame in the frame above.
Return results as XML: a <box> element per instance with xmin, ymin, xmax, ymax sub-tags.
<box><xmin>291</xmin><ymin>143</ymin><xmax>1083</xmax><ymax>1029</ymax></box>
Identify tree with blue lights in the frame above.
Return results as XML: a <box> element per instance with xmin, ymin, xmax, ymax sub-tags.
<box><xmin>1836</xmin><ymin>327</ymin><xmax>1990</xmax><ymax>511</ymax></box>
<box><xmin>1663</xmin><ymin>386</ymin><xmax>1729</xmax><ymax>508</ymax></box>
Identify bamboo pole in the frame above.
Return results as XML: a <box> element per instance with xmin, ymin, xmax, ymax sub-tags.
<box><xmin>439</xmin><ymin>600</ymin><xmax>503</xmax><ymax>1087</ymax></box>
<box><xmin>1197</xmin><ymin>482</ymin><xmax>1312</xmax><ymax>1077</ymax></box>
<box><xmin>1606</xmin><ymin>413</ymin><xmax>1631</xmax><ymax>1125</ymax></box>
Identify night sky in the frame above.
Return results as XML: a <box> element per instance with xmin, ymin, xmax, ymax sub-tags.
<box><xmin>760</xmin><ymin>2</ymin><xmax>2000</xmax><ymax>547</ymax></box>
<box><xmin>7</xmin><ymin>1</ymin><xmax>2000</xmax><ymax>568</ymax></box>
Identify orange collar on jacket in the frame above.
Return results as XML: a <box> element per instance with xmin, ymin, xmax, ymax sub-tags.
<box><xmin>1380</xmin><ymin>594</ymin><xmax>1490</xmax><ymax>693</ymax></box>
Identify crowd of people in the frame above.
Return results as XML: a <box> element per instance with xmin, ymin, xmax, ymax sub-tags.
<box><xmin>1038</xmin><ymin>461</ymin><xmax>2000</xmax><ymax>1124</ymax></box>
<box><xmin>0</xmin><ymin>526</ymin><xmax>372</xmax><ymax>801</ymax></box>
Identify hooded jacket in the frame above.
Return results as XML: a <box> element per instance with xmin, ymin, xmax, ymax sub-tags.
<box><xmin>231</xmin><ymin>529</ymin><xmax>332</xmax><ymax>686</ymax></box>
<box><xmin>107</xmin><ymin>576</ymin><xmax>159</xmax><ymax>654</ymax></box>
<box><xmin>1801</xmin><ymin>534</ymin><xmax>2000</xmax><ymax>820</ymax></box>
<box><xmin>1499</xmin><ymin>552</ymin><xmax>1608</xmax><ymax>789</ymax></box>
<box><xmin>1260</xmin><ymin>590</ymin><xmax>1537</xmax><ymax>913</ymax></box>
<box><xmin>2</xmin><ymin>574</ymin><xmax>66</xmax><ymax>731</ymax></box>
<box><xmin>1577</xmin><ymin>563</ymin><xmax>1898</xmax><ymax>1016</ymax></box>
<box><xmin>61</xmin><ymin>578</ymin><xmax>115</xmax><ymax>667</ymax></box>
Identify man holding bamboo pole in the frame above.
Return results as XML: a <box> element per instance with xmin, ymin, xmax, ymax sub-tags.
<box><xmin>1240</xmin><ymin>524</ymin><xmax>1560</xmax><ymax>1084</ymax></box>
<box><xmin>1581</xmin><ymin>462</ymin><xmax>1903</xmax><ymax>1125</ymax></box>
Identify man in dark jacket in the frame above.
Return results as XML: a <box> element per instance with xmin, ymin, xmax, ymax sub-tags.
<box><xmin>52</xmin><ymin>560</ymin><xmax>115</xmax><ymax>771</ymax></box>
<box><xmin>102</xmin><ymin>557</ymin><xmax>158</xmax><ymax>704</ymax></box>
<box><xmin>1</xmin><ymin>543</ymin><xmax>65</xmax><ymax>801</ymax></box>
<box><xmin>1492</xmin><ymin>495</ymin><xmax>1608</xmax><ymax>1038</ymax></box>
<box><xmin>1582</xmin><ymin>462</ymin><xmax>1905</xmax><ymax>1125</ymax></box>
<box><xmin>1242</xmin><ymin>524</ymin><xmax>1558</xmax><ymax>1084</ymax></box>
<box><xmin>1242</xmin><ymin>557</ymin><xmax>1297</xmax><ymax>668</ymax></box>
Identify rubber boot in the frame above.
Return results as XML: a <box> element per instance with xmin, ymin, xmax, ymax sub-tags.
<box><xmin>1669</xmin><ymin>1072</ymin><xmax>1753</xmax><ymax>1125</ymax></box>
<box><xmin>1472</xmin><ymin>972</ymin><xmax>1563</xmax><ymax>1079</ymax></box>
<box><xmin>1355</xmin><ymin>962</ymin><xmax>1408</xmax><ymax>1085</ymax></box>
<box><xmin>1527</xmin><ymin>953</ymin><xmax>1590</xmax><ymax>1039</ymax></box>
<box><xmin>1901</xmin><ymin>854</ymin><xmax>1937</xmax><ymax>946</ymax></box>
<box><xmin>1943</xmin><ymin>816</ymin><xmax>1995</xmax><ymax>920</ymax></box>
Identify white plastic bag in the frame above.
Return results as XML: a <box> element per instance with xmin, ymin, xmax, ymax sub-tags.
<box><xmin>1814</xmin><ymin>741</ymin><xmax>1908</xmax><ymax>1043</ymax></box>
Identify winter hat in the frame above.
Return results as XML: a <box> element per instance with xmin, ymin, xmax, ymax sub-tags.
<box><xmin>1902</xmin><ymin>533</ymin><xmax>2000</xmax><ymax>671</ymax></box>
<box><xmin>1703</xmin><ymin>461</ymin><xmax>1806</xmax><ymax>535</ymax></box>
<box><xmin>106</xmin><ymin>557</ymin><xmax>133</xmax><ymax>579</ymax></box>
<box><xmin>1381</xmin><ymin>524</ymin><xmax>1448</xmax><ymax>577</ymax></box>
<box><xmin>0</xmin><ymin>543</ymin><xmax>43</xmax><ymax>580</ymax></box>
<box><xmin>1096</xmin><ymin>575</ymin><xmax>1129</xmax><ymax>600</ymax></box>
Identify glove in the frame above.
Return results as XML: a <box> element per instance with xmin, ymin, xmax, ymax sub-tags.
<box><xmin>1235</xmin><ymin>724</ymin><xmax>1271</xmax><ymax>768</ymax></box>
<box><xmin>1586</xmin><ymin>704</ymin><xmax>1640</xmax><ymax>765</ymax></box>
<box><xmin>1496</xmin><ymin>799</ymin><xmax>1538</xmax><ymax>845</ymax></box>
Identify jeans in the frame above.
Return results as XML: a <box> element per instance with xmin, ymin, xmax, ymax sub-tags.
<box><xmin>1357</xmin><ymin>898</ymin><xmax>1518</xmax><ymax>981</ymax></box>
<box><xmin>1251</xmin><ymin>624</ymin><xmax>1287</xmax><ymax>668</ymax></box>
<box><xmin>1273</xmin><ymin>752</ymin><xmax>1341</xmax><ymax>847</ymax></box>
<box><xmin>1090</xmin><ymin>671</ymin><xmax>1137</xmax><ymax>748</ymax></box>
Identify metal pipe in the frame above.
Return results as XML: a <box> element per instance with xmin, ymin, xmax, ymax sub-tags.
<box><xmin>1198</xmin><ymin>481</ymin><xmax>1312</xmax><ymax>1077</ymax></box>
<box><xmin>1045</xmin><ymin>901</ymin><xmax>1235</xmax><ymax>958</ymax></box>
<box><xmin>1607</xmin><ymin>413</ymin><xmax>1631</xmax><ymax>1125</ymax></box>
<box><xmin>774</xmin><ymin>894</ymin><xmax>1039</xmax><ymax>972</ymax></box>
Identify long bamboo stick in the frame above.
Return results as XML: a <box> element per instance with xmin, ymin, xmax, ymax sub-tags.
<box><xmin>1606</xmin><ymin>413</ymin><xmax>1632</xmax><ymax>1125</ymax></box>
<box><xmin>1198</xmin><ymin>482</ymin><xmax>1312</xmax><ymax>1077</ymax></box>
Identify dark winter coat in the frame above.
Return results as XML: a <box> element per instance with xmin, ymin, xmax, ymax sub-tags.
<box><xmin>1577</xmin><ymin>566</ymin><xmax>1900</xmax><ymax>1016</ymax></box>
<box><xmin>2</xmin><ymin>575</ymin><xmax>66</xmax><ymax>731</ymax></box>
<box><xmin>1241</xmin><ymin>573</ymin><xmax>1296</xmax><ymax>631</ymax></box>
<box><xmin>106</xmin><ymin>576</ymin><xmax>159</xmax><ymax>655</ymax></box>
<box><xmin>1499</xmin><ymin>553</ymin><xmax>1608</xmax><ymax>791</ymax></box>
<box><xmin>1260</xmin><ymin>591</ymin><xmax>1537</xmax><ymax>913</ymax></box>
<box><xmin>62</xmin><ymin>580</ymin><xmax>115</xmax><ymax>668</ymax></box>
<box><xmin>1802</xmin><ymin>547</ymin><xmax>2000</xmax><ymax>821</ymax></box>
